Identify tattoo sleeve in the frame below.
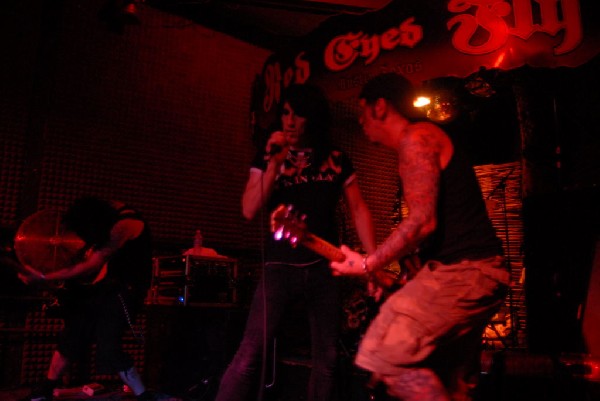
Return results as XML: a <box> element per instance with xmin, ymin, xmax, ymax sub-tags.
<box><xmin>370</xmin><ymin>128</ymin><xmax>441</xmax><ymax>270</ymax></box>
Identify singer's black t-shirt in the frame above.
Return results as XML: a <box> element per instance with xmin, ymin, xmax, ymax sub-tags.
<box><xmin>250</xmin><ymin>147</ymin><xmax>355</xmax><ymax>265</ymax></box>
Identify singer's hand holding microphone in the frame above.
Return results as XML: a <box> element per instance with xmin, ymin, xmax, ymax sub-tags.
<box><xmin>266</xmin><ymin>131</ymin><xmax>288</xmax><ymax>164</ymax></box>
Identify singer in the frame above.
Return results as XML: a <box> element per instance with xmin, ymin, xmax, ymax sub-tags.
<box><xmin>214</xmin><ymin>84</ymin><xmax>377</xmax><ymax>401</ymax></box>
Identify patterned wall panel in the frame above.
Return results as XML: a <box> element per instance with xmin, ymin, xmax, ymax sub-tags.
<box><xmin>0</xmin><ymin>133</ymin><xmax>26</xmax><ymax>228</ymax></box>
<box><xmin>25</xmin><ymin>1</ymin><xmax>269</xmax><ymax>255</ymax></box>
<box><xmin>0</xmin><ymin>0</ymin><xmax>45</xmax><ymax>228</ymax></box>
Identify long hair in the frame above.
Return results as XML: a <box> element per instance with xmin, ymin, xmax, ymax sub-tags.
<box><xmin>62</xmin><ymin>197</ymin><xmax>118</xmax><ymax>247</ymax></box>
<box><xmin>276</xmin><ymin>83</ymin><xmax>333</xmax><ymax>166</ymax></box>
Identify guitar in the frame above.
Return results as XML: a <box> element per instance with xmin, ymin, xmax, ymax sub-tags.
<box><xmin>270</xmin><ymin>204</ymin><xmax>421</xmax><ymax>291</ymax></box>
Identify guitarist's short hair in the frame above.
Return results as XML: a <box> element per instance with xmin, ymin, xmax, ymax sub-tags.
<box><xmin>360</xmin><ymin>73</ymin><xmax>423</xmax><ymax>120</ymax></box>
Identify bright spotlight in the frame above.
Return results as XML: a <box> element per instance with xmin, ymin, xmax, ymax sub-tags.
<box><xmin>413</xmin><ymin>96</ymin><xmax>431</xmax><ymax>108</ymax></box>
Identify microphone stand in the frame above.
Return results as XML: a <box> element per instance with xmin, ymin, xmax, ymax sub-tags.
<box><xmin>487</xmin><ymin>167</ymin><xmax>518</xmax><ymax>348</ymax></box>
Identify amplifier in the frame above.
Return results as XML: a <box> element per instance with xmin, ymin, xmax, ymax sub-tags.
<box><xmin>148</xmin><ymin>255</ymin><xmax>238</xmax><ymax>306</ymax></box>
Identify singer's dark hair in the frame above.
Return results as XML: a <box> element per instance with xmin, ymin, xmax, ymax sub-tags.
<box><xmin>277</xmin><ymin>83</ymin><xmax>333</xmax><ymax>166</ymax></box>
<box><xmin>62</xmin><ymin>197</ymin><xmax>118</xmax><ymax>247</ymax></box>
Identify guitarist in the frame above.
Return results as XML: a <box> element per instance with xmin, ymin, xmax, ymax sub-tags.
<box><xmin>330</xmin><ymin>73</ymin><xmax>510</xmax><ymax>401</ymax></box>
<box><xmin>215</xmin><ymin>84</ymin><xmax>377</xmax><ymax>401</ymax></box>
<box><xmin>18</xmin><ymin>197</ymin><xmax>157</xmax><ymax>401</ymax></box>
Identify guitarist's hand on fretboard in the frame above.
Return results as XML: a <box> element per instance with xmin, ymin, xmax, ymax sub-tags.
<box><xmin>330</xmin><ymin>245</ymin><xmax>367</xmax><ymax>277</ymax></box>
<box><xmin>330</xmin><ymin>245</ymin><xmax>400</xmax><ymax>294</ymax></box>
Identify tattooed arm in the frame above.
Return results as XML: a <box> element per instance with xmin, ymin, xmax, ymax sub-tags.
<box><xmin>331</xmin><ymin>123</ymin><xmax>450</xmax><ymax>277</ymax></box>
<box><xmin>365</xmin><ymin>125</ymin><xmax>443</xmax><ymax>271</ymax></box>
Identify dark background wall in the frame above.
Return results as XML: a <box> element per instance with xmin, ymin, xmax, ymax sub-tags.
<box><xmin>1</xmin><ymin>0</ymin><xmax>270</xmax><ymax>256</ymax></box>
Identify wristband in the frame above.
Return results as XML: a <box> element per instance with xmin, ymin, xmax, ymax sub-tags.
<box><xmin>361</xmin><ymin>256</ymin><xmax>370</xmax><ymax>276</ymax></box>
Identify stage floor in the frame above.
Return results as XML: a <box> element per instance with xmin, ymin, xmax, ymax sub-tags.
<box><xmin>0</xmin><ymin>386</ymin><xmax>184</xmax><ymax>401</ymax></box>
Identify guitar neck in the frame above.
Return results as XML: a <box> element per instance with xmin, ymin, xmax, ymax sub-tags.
<box><xmin>301</xmin><ymin>232</ymin><xmax>398</xmax><ymax>290</ymax></box>
<box><xmin>270</xmin><ymin>203</ymin><xmax>401</xmax><ymax>291</ymax></box>
<box><xmin>301</xmin><ymin>233</ymin><xmax>345</xmax><ymax>262</ymax></box>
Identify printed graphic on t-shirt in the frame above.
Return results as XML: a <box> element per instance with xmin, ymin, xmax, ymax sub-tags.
<box><xmin>277</xmin><ymin>149</ymin><xmax>344</xmax><ymax>188</ymax></box>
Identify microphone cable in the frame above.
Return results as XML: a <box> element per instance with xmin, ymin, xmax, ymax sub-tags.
<box><xmin>255</xmin><ymin>162</ymin><xmax>269</xmax><ymax>401</ymax></box>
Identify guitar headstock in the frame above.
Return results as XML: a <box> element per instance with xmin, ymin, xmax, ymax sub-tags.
<box><xmin>270</xmin><ymin>204</ymin><xmax>307</xmax><ymax>248</ymax></box>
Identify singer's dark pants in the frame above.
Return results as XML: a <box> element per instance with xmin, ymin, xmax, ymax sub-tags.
<box><xmin>215</xmin><ymin>261</ymin><xmax>341</xmax><ymax>401</ymax></box>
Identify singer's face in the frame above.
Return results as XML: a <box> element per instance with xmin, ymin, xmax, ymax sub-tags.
<box><xmin>281</xmin><ymin>102</ymin><xmax>306</xmax><ymax>146</ymax></box>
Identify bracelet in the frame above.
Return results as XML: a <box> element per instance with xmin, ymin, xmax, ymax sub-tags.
<box><xmin>361</xmin><ymin>256</ymin><xmax>370</xmax><ymax>276</ymax></box>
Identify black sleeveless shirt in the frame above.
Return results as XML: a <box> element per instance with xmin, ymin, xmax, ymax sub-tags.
<box><xmin>417</xmin><ymin>146</ymin><xmax>503</xmax><ymax>264</ymax></box>
<box><xmin>105</xmin><ymin>207</ymin><xmax>153</xmax><ymax>295</ymax></box>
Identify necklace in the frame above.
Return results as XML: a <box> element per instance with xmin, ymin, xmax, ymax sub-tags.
<box><xmin>286</xmin><ymin>148</ymin><xmax>313</xmax><ymax>169</ymax></box>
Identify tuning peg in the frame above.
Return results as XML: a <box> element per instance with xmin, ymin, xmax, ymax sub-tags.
<box><xmin>273</xmin><ymin>226</ymin><xmax>284</xmax><ymax>241</ymax></box>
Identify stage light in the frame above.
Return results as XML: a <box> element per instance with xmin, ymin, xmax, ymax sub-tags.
<box><xmin>119</xmin><ymin>0</ymin><xmax>141</xmax><ymax>25</ymax></box>
<box><xmin>100</xmin><ymin>0</ymin><xmax>141</xmax><ymax>33</ymax></box>
<box><xmin>412</xmin><ymin>89</ymin><xmax>458</xmax><ymax>124</ymax></box>
<box><xmin>413</xmin><ymin>96</ymin><xmax>431</xmax><ymax>108</ymax></box>
<box><xmin>425</xmin><ymin>90</ymin><xmax>458</xmax><ymax>123</ymax></box>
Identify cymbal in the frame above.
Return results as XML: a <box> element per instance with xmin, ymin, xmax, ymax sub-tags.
<box><xmin>14</xmin><ymin>210</ymin><xmax>86</xmax><ymax>274</ymax></box>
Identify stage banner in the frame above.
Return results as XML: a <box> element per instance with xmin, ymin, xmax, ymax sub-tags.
<box><xmin>254</xmin><ymin>0</ymin><xmax>600</xmax><ymax>131</ymax></box>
